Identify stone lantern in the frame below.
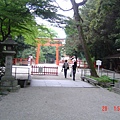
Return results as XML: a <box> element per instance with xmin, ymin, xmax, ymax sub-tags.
<box><xmin>0</xmin><ymin>35</ymin><xmax>20</xmax><ymax>92</ymax></box>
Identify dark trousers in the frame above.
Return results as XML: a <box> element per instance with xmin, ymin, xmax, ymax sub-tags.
<box><xmin>64</xmin><ymin>69</ymin><xmax>67</xmax><ymax>78</ymax></box>
<box><xmin>73</xmin><ymin>70</ymin><xmax>76</xmax><ymax>81</ymax></box>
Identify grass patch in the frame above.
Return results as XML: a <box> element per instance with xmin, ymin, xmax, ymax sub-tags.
<box><xmin>90</xmin><ymin>75</ymin><xmax>111</xmax><ymax>82</ymax></box>
<box><xmin>89</xmin><ymin>75</ymin><xmax>117</xmax><ymax>83</ymax></box>
<box><xmin>87</xmin><ymin>75</ymin><xmax>118</xmax><ymax>88</ymax></box>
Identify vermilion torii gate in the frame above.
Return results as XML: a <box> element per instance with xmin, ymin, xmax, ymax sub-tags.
<box><xmin>35</xmin><ymin>38</ymin><xmax>65</xmax><ymax>65</ymax></box>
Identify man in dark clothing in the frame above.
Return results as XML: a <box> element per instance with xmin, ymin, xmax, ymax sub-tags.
<box><xmin>72</xmin><ymin>61</ymin><xmax>77</xmax><ymax>81</ymax></box>
<box><xmin>62</xmin><ymin>60</ymin><xmax>69</xmax><ymax>78</ymax></box>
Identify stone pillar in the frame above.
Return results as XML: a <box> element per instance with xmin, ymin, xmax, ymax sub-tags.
<box><xmin>1</xmin><ymin>53</ymin><xmax>20</xmax><ymax>92</ymax></box>
<box><xmin>5</xmin><ymin>55</ymin><xmax>13</xmax><ymax>76</ymax></box>
<box><xmin>0</xmin><ymin>35</ymin><xmax>20</xmax><ymax>92</ymax></box>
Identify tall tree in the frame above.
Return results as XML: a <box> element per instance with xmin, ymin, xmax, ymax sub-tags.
<box><xmin>0</xmin><ymin>0</ymin><xmax>59</xmax><ymax>42</ymax></box>
<box><xmin>65</xmin><ymin>19</ymin><xmax>83</xmax><ymax>58</ymax></box>
<box><xmin>69</xmin><ymin>0</ymin><xmax>98</xmax><ymax>77</ymax></box>
<box><xmin>0</xmin><ymin>0</ymin><xmax>33</xmax><ymax>41</ymax></box>
<box><xmin>0</xmin><ymin>0</ymin><xmax>64</xmax><ymax>65</ymax></box>
<box><xmin>80</xmin><ymin>0</ymin><xmax>120</xmax><ymax>59</ymax></box>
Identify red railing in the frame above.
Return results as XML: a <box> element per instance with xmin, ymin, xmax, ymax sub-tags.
<box><xmin>13</xmin><ymin>58</ymin><xmax>28</xmax><ymax>65</ymax></box>
<box><xmin>31</xmin><ymin>66</ymin><xmax>58</xmax><ymax>76</ymax></box>
<box><xmin>77</xmin><ymin>60</ymin><xmax>88</xmax><ymax>68</ymax></box>
<box><xmin>13</xmin><ymin>58</ymin><xmax>35</xmax><ymax>65</ymax></box>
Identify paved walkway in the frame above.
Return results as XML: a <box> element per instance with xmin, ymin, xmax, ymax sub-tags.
<box><xmin>0</xmin><ymin>64</ymin><xmax>120</xmax><ymax>120</ymax></box>
<box><xmin>31</xmin><ymin>80</ymin><xmax>94</xmax><ymax>87</ymax></box>
<box><xmin>31</xmin><ymin>68</ymin><xmax>94</xmax><ymax>87</ymax></box>
<box><xmin>0</xmin><ymin>87</ymin><xmax>120</xmax><ymax>120</ymax></box>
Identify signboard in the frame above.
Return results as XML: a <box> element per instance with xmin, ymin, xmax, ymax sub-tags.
<box><xmin>96</xmin><ymin>60</ymin><xmax>102</xmax><ymax>74</ymax></box>
<box><xmin>96</xmin><ymin>60</ymin><xmax>102</xmax><ymax>66</ymax></box>
<box><xmin>39</xmin><ymin>67</ymin><xmax>43</xmax><ymax>73</ymax></box>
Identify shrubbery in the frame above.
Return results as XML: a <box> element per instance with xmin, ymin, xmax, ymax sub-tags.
<box><xmin>90</xmin><ymin>75</ymin><xmax>118</xmax><ymax>87</ymax></box>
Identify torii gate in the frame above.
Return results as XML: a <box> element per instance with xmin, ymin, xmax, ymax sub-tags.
<box><xmin>35</xmin><ymin>38</ymin><xmax>64</xmax><ymax>65</ymax></box>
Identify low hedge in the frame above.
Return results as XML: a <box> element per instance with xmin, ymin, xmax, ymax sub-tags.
<box><xmin>89</xmin><ymin>75</ymin><xmax>118</xmax><ymax>87</ymax></box>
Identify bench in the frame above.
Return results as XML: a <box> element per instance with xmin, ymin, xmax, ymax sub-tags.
<box><xmin>81</xmin><ymin>76</ymin><xmax>98</xmax><ymax>86</ymax></box>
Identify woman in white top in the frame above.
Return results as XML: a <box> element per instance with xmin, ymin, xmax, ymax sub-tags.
<box><xmin>28</xmin><ymin>54</ymin><xmax>33</xmax><ymax>65</ymax></box>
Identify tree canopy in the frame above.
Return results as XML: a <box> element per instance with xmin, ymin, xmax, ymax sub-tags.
<box><xmin>65</xmin><ymin>0</ymin><xmax>120</xmax><ymax>60</ymax></box>
<box><xmin>80</xmin><ymin>0</ymin><xmax>120</xmax><ymax>58</ymax></box>
<box><xmin>0</xmin><ymin>0</ymin><xmax>64</xmax><ymax>65</ymax></box>
<box><xmin>0</xmin><ymin>0</ymin><xmax>61</xmax><ymax>42</ymax></box>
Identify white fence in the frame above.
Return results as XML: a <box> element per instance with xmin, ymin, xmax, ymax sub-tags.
<box><xmin>81</xmin><ymin>68</ymin><xmax>120</xmax><ymax>81</ymax></box>
<box><xmin>12</xmin><ymin>66</ymin><xmax>31</xmax><ymax>80</ymax></box>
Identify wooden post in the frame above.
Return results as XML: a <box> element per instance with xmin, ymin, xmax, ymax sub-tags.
<box><xmin>35</xmin><ymin>44</ymin><xmax>40</xmax><ymax>64</ymax></box>
<box><xmin>56</xmin><ymin>45</ymin><xmax>59</xmax><ymax>65</ymax></box>
<box><xmin>35</xmin><ymin>38</ymin><xmax>63</xmax><ymax>65</ymax></box>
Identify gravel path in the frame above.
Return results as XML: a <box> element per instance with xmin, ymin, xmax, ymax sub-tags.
<box><xmin>0</xmin><ymin>65</ymin><xmax>120</xmax><ymax>120</ymax></box>
<box><xmin>0</xmin><ymin>87</ymin><xmax>120</xmax><ymax>120</ymax></box>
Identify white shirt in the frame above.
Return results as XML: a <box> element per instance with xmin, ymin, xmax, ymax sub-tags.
<box><xmin>28</xmin><ymin>55</ymin><xmax>33</xmax><ymax>62</ymax></box>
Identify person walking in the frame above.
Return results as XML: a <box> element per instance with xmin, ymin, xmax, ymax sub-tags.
<box><xmin>28</xmin><ymin>54</ymin><xmax>33</xmax><ymax>66</ymax></box>
<box><xmin>62</xmin><ymin>60</ymin><xmax>69</xmax><ymax>78</ymax></box>
<box><xmin>72</xmin><ymin>61</ymin><xmax>77</xmax><ymax>81</ymax></box>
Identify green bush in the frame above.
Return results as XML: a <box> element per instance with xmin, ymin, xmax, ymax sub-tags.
<box><xmin>91</xmin><ymin>75</ymin><xmax>111</xmax><ymax>82</ymax></box>
<box><xmin>90</xmin><ymin>75</ymin><xmax>118</xmax><ymax>87</ymax></box>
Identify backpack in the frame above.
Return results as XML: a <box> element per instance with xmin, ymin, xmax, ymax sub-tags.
<box><xmin>63</xmin><ymin>62</ymin><xmax>69</xmax><ymax>69</ymax></box>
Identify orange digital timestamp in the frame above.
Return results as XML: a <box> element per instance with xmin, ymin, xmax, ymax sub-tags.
<box><xmin>102</xmin><ymin>106</ymin><xmax>120</xmax><ymax>111</ymax></box>
<box><xmin>102</xmin><ymin>106</ymin><xmax>108</xmax><ymax>111</ymax></box>
<box><xmin>114</xmin><ymin>106</ymin><xmax>120</xmax><ymax>111</ymax></box>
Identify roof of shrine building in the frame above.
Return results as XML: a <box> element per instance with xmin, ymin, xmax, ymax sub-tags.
<box><xmin>104</xmin><ymin>53</ymin><xmax>120</xmax><ymax>59</ymax></box>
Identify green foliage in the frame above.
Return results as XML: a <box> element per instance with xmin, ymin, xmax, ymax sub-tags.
<box><xmin>40</xmin><ymin>46</ymin><xmax>56</xmax><ymax>63</ymax></box>
<box><xmin>27</xmin><ymin>0</ymin><xmax>57</xmax><ymax>20</ymax></box>
<box><xmin>89</xmin><ymin>75</ymin><xmax>118</xmax><ymax>88</ymax></box>
<box><xmin>40</xmin><ymin>50</ymin><xmax>46</xmax><ymax>63</ymax></box>
<box><xmin>114</xmin><ymin>39</ymin><xmax>120</xmax><ymax>48</ymax></box>
<box><xmin>0</xmin><ymin>0</ymin><xmax>63</xmax><ymax>43</ymax></box>
<box><xmin>65</xmin><ymin>19</ymin><xmax>84</xmax><ymax>58</ymax></box>
<box><xmin>0</xmin><ymin>0</ymin><xmax>61</xmax><ymax>64</ymax></box>
<box><xmin>21</xmin><ymin>47</ymin><xmax>36</xmax><ymax>59</ymax></box>
<box><xmin>27</xmin><ymin>0</ymin><xmax>67</xmax><ymax>25</ymax></box>
<box><xmin>37</xmin><ymin>25</ymin><xmax>57</xmax><ymax>39</ymax></box>
<box><xmin>0</xmin><ymin>0</ymin><xmax>33</xmax><ymax>40</ymax></box>
<box><xmin>79</xmin><ymin>0</ymin><xmax>120</xmax><ymax>59</ymax></box>
<box><xmin>90</xmin><ymin>75</ymin><xmax>112</xmax><ymax>83</ymax></box>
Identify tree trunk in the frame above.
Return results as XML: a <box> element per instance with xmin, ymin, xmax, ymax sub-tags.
<box><xmin>70</xmin><ymin>0</ymin><xmax>98</xmax><ymax>77</ymax></box>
